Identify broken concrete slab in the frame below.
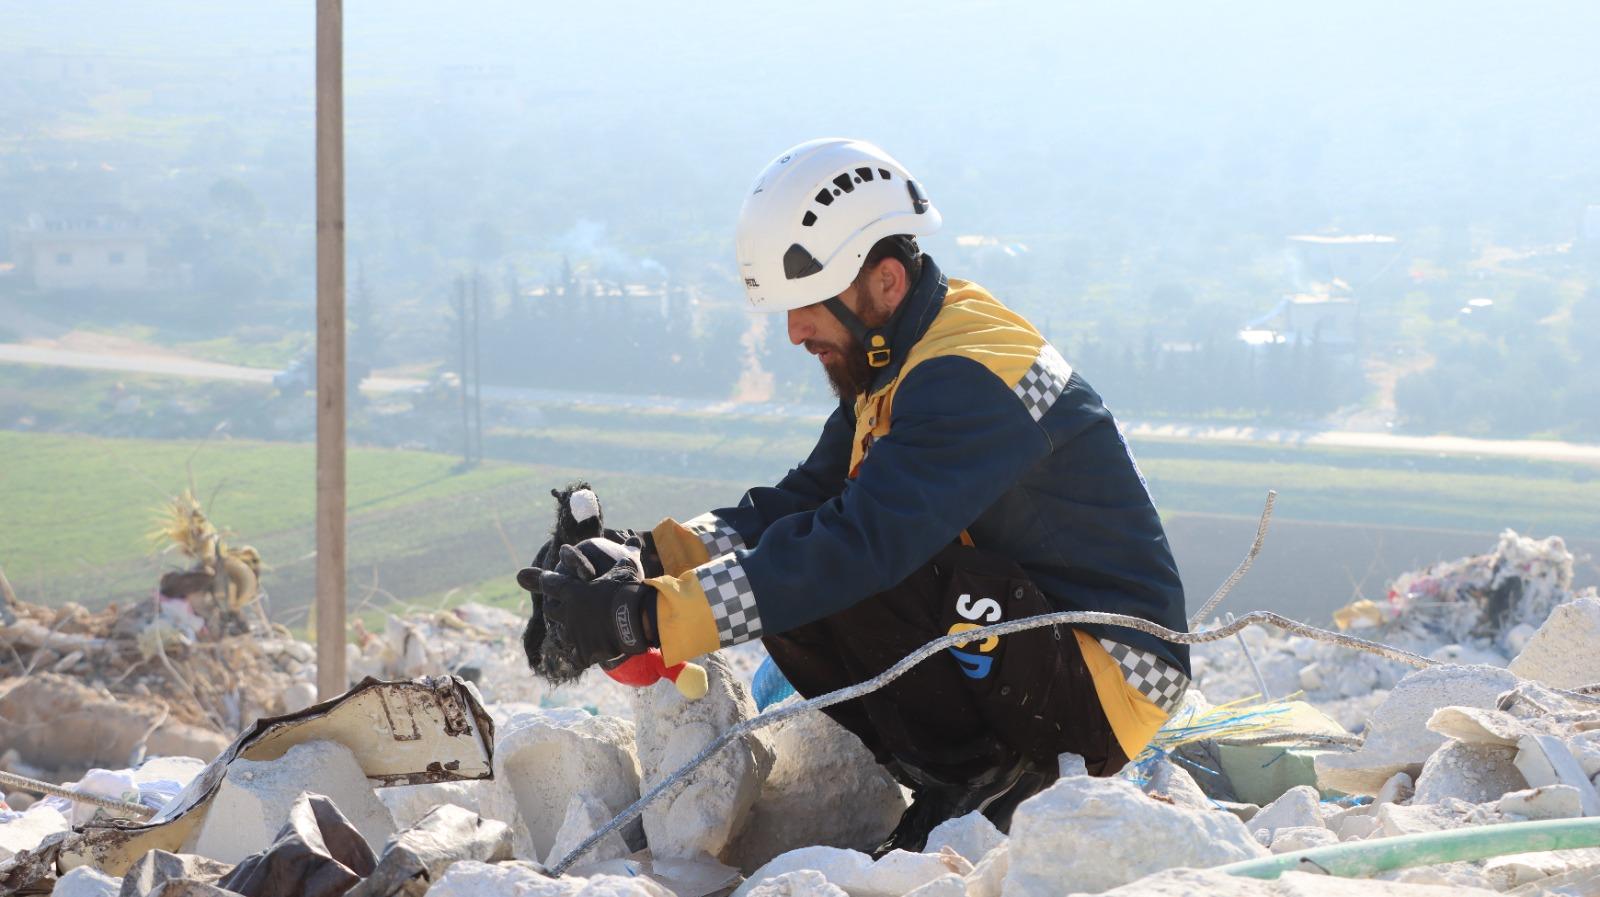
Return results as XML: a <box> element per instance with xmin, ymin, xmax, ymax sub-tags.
<box><xmin>1498</xmin><ymin>785</ymin><xmax>1584</xmax><ymax>820</ymax></box>
<box><xmin>902</xmin><ymin>874</ymin><xmax>968</xmax><ymax>897</ymax></box>
<box><xmin>1002</xmin><ymin>772</ymin><xmax>1267</xmax><ymax>895</ymax></box>
<box><xmin>426</xmin><ymin>861</ymin><xmax>675</xmax><ymax>897</ymax></box>
<box><xmin>1080</xmin><ymin>866</ymin><xmax>1503</xmax><ymax>896</ymax></box>
<box><xmin>742</xmin><ymin>870</ymin><xmax>849</xmax><ymax>897</ymax></box>
<box><xmin>377</xmin><ymin>780</ymin><xmax>485</xmax><ymax>831</ymax></box>
<box><xmin>50</xmin><ymin>864</ymin><xmax>119</xmax><ymax>897</ymax></box>
<box><xmin>1315</xmin><ymin>665</ymin><xmax>1518</xmax><ymax>796</ymax></box>
<box><xmin>1484</xmin><ymin>847</ymin><xmax>1600</xmax><ymax>890</ymax></box>
<box><xmin>925</xmin><ymin>812</ymin><xmax>1006</xmax><ymax>866</ymax></box>
<box><xmin>546</xmin><ymin>793</ymin><xmax>632</xmax><ymax>871</ymax></box>
<box><xmin>632</xmin><ymin>651</ymin><xmax>773</xmax><ymax>863</ymax></box>
<box><xmin>1249</xmin><ymin>786</ymin><xmax>1323</xmax><ymax>846</ymax></box>
<box><xmin>344</xmin><ymin>804</ymin><xmax>512</xmax><ymax>897</ymax></box>
<box><xmin>186</xmin><ymin>739</ymin><xmax>397</xmax><ymax>863</ymax></box>
<box><xmin>965</xmin><ymin>842</ymin><xmax>1009</xmax><ymax>897</ymax></box>
<box><xmin>492</xmin><ymin>707</ymin><xmax>642</xmax><ymax>865</ymax></box>
<box><xmin>118</xmin><ymin>849</ymin><xmax>234</xmax><ymax>897</ymax></box>
<box><xmin>1509</xmin><ymin>596</ymin><xmax>1600</xmax><ymax>689</ymax></box>
<box><xmin>0</xmin><ymin>806</ymin><xmax>68</xmax><ymax>862</ymax></box>
<box><xmin>1267</xmin><ymin>826</ymin><xmax>1339</xmax><ymax>854</ymax></box>
<box><xmin>145</xmin><ymin>722</ymin><xmax>232</xmax><ymax>766</ymax></box>
<box><xmin>0</xmin><ymin>673</ymin><xmax>167</xmax><ymax>772</ymax></box>
<box><xmin>1514</xmin><ymin>734</ymin><xmax>1600</xmax><ymax>814</ymax></box>
<box><xmin>1413</xmin><ymin>742</ymin><xmax>1527</xmax><ymax>805</ymax></box>
<box><xmin>734</xmin><ymin>846</ymin><xmax>966</xmax><ymax>897</ymax></box>
<box><xmin>727</xmin><ymin>698</ymin><xmax>905</xmax><ymax>871</ymax></box>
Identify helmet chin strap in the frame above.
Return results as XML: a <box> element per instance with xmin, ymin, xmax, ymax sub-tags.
<box><xmin>822</xmin><ymin>297</ymin><xmax>892</xmax><ymax>368</ymax></box>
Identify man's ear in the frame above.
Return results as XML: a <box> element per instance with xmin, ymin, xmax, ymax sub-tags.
<box><xmin>873</xmin><ymin>257</ymin><xmax>911</xmax><ymax>315</ymax></box>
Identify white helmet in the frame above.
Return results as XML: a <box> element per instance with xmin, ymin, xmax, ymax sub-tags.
<box><xmin>736</xmin><ymin>138</ymin><xmax>941</xmax><ymax>313</ymax></box>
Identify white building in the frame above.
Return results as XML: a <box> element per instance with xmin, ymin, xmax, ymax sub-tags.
<box><xmin>16</xmin><ymin>215</ymin><xmax>153</xmax><ymax>291</ymax></box>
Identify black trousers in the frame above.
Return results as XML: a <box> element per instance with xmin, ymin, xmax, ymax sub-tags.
<box><xmin>763</xmin><ymin>543</ymin><xmax>1127</xmax><ymax>784</ymax></box>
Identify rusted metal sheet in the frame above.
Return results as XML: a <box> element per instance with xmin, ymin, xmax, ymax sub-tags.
<box><xmin>1</xmin><ymin>676</ymin><xmax>494</xmax><ymax>893</ymax></box>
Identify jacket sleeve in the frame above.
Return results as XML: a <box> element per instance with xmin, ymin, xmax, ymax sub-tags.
<box><xmin>648</xmin><ymin>355</ymin><xmax>1053</xmax><ymax>665</ymax></box>
<box><xmin>648</xmin><ymin>402</ymin><xmax>853</xmax><ymax>577</ymax></box>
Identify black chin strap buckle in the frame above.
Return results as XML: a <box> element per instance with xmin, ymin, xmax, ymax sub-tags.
<box><xmin>822</xmin><ymin>296</ymin><xmax>893</xmax><ymax>369</ymax></box>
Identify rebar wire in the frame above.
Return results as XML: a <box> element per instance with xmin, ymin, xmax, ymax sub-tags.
<box><xmin>547</xmin><ymin>606</ymin><xmax>1440</xmax><ymax>876</ymax></box>
<box><xmin>0</xmin><ymin>769</ymin><xmax>156</xmax><ymax>820</ymax></box>
<box><xmin>1190</xmin><ymin>491</ymin><xmax>1277</xmax><ymax>629</ymax></box>
<box><xmin>1215</xmin><ymin>731</ymin><xmax>1365</xmax><ymax>749</ymax></box>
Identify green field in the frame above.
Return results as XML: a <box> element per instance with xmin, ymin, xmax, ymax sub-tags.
<box><xmin>3</xmin><ymin>425</ymin><xmax>1596</xmax><ymax>621</ymax></box>
<box><xmin>0</xmin><ymin>430</ymin><xmax>744</xmax><ymax>616</ymax></box>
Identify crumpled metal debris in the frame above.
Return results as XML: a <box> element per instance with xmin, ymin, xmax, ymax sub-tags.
<box><xmin>217</xmin><ymin>793</ymin><xmax>375</xmax><ymax>897</ymax></box>
<box><xmin>345</xmin><ymin>804</ymin><xmax>513</xmax><ymax>897</ymax></box>
<box><xmin>0</xmin><ymin>675</ymin><xmax>494</xmax><ymax>895</ymax></box>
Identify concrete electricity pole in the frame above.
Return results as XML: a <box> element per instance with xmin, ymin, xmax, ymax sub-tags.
<box><xmin>315</xmin><ymin>0</ymin><xmax>347</xmax><ymax>699</ymax></box>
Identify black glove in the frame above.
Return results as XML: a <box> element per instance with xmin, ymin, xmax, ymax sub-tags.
<box><xmin>522</xmin><ymin>544</ymin><xmax>655</xmax><ymax>670</ymax></box>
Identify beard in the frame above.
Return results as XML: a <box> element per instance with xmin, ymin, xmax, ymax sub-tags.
<box><xmin>811</xmin><ymin>334</ymin><xmax>875</xmax><ymax>401</ymax></box>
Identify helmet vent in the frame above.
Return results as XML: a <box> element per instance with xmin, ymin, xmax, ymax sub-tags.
<box><xmin>814</xmin><ymin>189</ymin><xmax>834</xmax><ymax>207</ymax></box>
<box><xmin>831</xmin><ymin>173</ymin><xmax>855</xmax><ymax>194</ymax></box>
<box><xmin>801</xmin><ymin>211</ymin><xmax>817</xmax><ymax>227</ymax></box>
<box><xmin>855</xmin><ymin>167</ymin><xmax>875</xmax><ymax>182</ymax></box>
<box><xmin>783</xmin><ymin>243</ymin><xmax>824</xmax><ymax>280</ymax></box>
<box><xmin>878</xmin><ymin>168</ymin><xmax>892</xmax><ymax>180</ymax></box>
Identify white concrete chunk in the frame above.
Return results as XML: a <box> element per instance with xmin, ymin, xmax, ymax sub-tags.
<box><xmin>1001</xmin><ymin>773</ymin><xmax>1266</xmax><ymax>896</ymax></box>
<box><xmin>728</xmin><ymin>696</ymin><xmax>904</xmax><ymax>871</ymax></box>
<box><xmin>902</xmin><ymin>874</ymin><xmax>969</xmax><ymax>897</ymax></box>
<box><xmin>1268</xmin><ymin>826</ymin><xmax>1339</xmax><ymax>854</ymax></box>
<box><xmin>547</xmin><ymin>792</ymin><xmax>632</xmax><ymax>870</ymax></box>
<box><xmin>1413</xmin><ymin>742</ymin><xmax>1527</xmax><ymax>805</ymax></box>
<box><xmin>1509</xmin><ymin>596</ymin><xmax>1600</xmax><ymax>689</ymax></box>
<box><xmin>633</xmin><ymin>651</ymin><xmax>772</xmax><ymax>863</ymax></box>
<box><xmin>1249</xmin><ymin>786</ymin><xmax>1323</xmax><ymax>846</ymax></box>
<box><xmin>1499</xmin><ymin>785</ymin><xmax>1584</xmax><ymax>820</ymax></box>
<box><xmin>1315</xmin><ymin>665</ymin><xmax>1518</xmax><ymax>796</ymax></box>
<box><xmin>1081</xmin><ymin>866</ymin><xmax>1502</xmax><ymax>896</ymax></box>
<box><xmin>743</xmin><ymin>870</ymin><xmax>850</xmax><ymax>897</ymax></box>
<box><xmin>186</xmin><ymin>739</ymin><xmax>396</xmax><ymax>864</ymax></box>
<box><xmin>0</xmin><ymin>806</ymin><xmax>69</xmax><ymax>862</ymax></box>
<box><xmin>46</xmin><ymin>864</ymin><xmax>118</xmax><ymax>897</ymax></box>
<box><xmin>735</xmin><ymin>846</ymin><xmax>964</xmax><ymax>897</ymax></box>
<box><xmin>965</xmin><ymin>843</ymin><xmax>1009</xmax><ymax>897</ymax></box>
<box><xmin>1515</xmin><ymin>734</ymin><xmax>1600</xmax><ymax>815</ymax></box>
<box><xmin>426</xmin><ymin>861</ymin><xmax>675</xmax><ymax>897</ymax></box>
<box><xmin>926</xmin><ymin>812</ymin><xmax>1006</xmax><ymax>865</ymax></box>
<box><xmin>493</xmin><ymin>708</ymin><xmax>642</xmax><ymax>864</ymax></box>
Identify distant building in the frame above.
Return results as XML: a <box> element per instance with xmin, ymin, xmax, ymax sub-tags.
<box><xmin>1286</xmin><ymin>233</ymin><xmax>1400</xmax><ymax>289</ymax></box>
<box><xmin>1239</xmin><ymin>285</ymin><xmax>1359</xmax><ymax>355</ymax></box>
<box><xmin>14</xmin><ymin>215</ymin><xmax>153</xmax><ymax>291</ymax></box>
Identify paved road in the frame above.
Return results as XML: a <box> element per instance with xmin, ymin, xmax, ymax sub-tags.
<box><xmin>5</xmin><ymin>341</ymin><xmax>1599</xmax><ymax>465</ymax></box>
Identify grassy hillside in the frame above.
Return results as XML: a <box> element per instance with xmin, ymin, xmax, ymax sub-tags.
<box><xmin>0</xmin><ymin>431</ymin><xmax>743</xmax><ymax>615</ymax></box>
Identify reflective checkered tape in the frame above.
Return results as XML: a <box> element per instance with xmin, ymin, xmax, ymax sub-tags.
<box><xmin>1098</xmin><ymin>639</ymin><xmax>1188</xmax><ymax>713</ymax></box>
<box><xmin>684</xmin><ymin>513</ymin><xmax>746</xmax><ymax>559</ymax></box>
<box><xmin>1013</xmin><ymin>343</ymin><xmax>1073</xmax><ymax>423</ymax></box>
<box><xmin>696</xmin><ymin>554</ymin><xmax>764</xmax><ymax>647</ymax></box>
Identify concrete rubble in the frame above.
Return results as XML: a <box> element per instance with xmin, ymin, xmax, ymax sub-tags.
<box><xmin>11</xmin><ymin>531</ymin><xmax>1600</xmax><ymax>895</ymax></box>
<box><xmin>632</xmin><ymin>651</ymin><xmax>773</xmax><ymax>864</ymax></box>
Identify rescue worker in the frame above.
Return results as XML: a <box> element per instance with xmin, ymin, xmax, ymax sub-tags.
<box><xmin>524</xmin><ymin>138</ymin><xmax>1190</xmax><ymax>851</ymax></box>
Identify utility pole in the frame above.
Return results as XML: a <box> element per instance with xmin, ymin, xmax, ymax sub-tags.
<box><xmin>314</xmin><ymin>0</ymin><xmax>347</xmax><ymax>700</ymax></box>
<box><xmin>456</xmin><ymin>275</ymin><xmax>471</xmax><ymax>466</ymax></box>
<box><xmin>472</xmin><ymin>269</ymin><xmax>483</xmax><ymax>464</ymax></box>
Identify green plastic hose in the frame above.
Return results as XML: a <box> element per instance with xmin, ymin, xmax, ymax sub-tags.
<box><xmin>1218</xmin><ymin>818</ymin><xmax>1600</xmax><ymax>880</ymax></box>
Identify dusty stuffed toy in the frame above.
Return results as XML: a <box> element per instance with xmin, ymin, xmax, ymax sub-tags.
<box><xmin>519</xmin><ymin>482</ymin><xmax>706</xmax><ymax>699</ymax></box>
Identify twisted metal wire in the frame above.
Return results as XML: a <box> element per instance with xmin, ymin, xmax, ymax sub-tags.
<box><xmin>548</xmin><ymin>606</ymin><xmax>1439</xmax><ymax>875</ymax></box>
<box><xmin>1190</xmin><ymin>491</ymin><xmax>1277</xmax><ymax>629</ymax></box>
